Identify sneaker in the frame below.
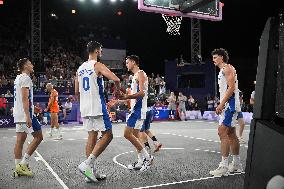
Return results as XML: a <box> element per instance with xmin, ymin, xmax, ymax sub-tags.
<box><xmin>238</xmin><ymin>137</ymin><xmax>246</xmax><ymax>144</ymax></box>
<box><xmin>153</xmin><ymin>142</ymin><xmax>162</xmax><ymax>153</ymax></box>
<box><xmin>140</xmin><ymin>155</ymin><xmax>154</xmax><ymax>172</ymax></box>
<box><xmin>15</xmin><ymin>164</ymin><xmax>33</xmax><ymax>177</ymax></box>
<box><xmin>78</xmin><ymin>162</ymin><xmax>98</xmax><ymax>183</ymax></box>
<box><xmin>209</xmin><ymin>164</ymin><xmax>229</xmax><ymax>177</ymax></box>
<box><xmin>127</xmin><ymin>161</ymin><xmax>143</xmax><ymax>170</ymax></box>
<box><xmin>228</xmin><ymin>162</ymin><xmax>243</xmax><ymax>173</ymax></box>
<box><xmin>85</xmin><ymin>167</ymin><xmax>106</xmax><ymax>183</ymax></box>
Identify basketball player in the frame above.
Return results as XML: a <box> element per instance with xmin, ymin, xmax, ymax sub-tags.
<box><xmin>209</xmin><ymin>48</ymin><xmax>243</xmax><ymax>176</ymax></box>
<box><xmin>75</xmin><ymin>41</ymin><xmax>121</xmax><ymax>182</ymax></box>
<box><xmin>139</xmin><ymin>84</ymin><xmax>162</xmax><ymax>153</ymax></box>
<box><xmin>13</xmin><ymin>58</ymin><xmax>43</xmax><ymax>177</ymax></box>
<box><xmin>45</xmin><ymin>83</ymin><xmax>62</xmax><ymax>139</ymax></box>
<box><xmin>118</xmin><ymin>55</ymin><xmax>154</xmax><ymax>172</ymax></box>
<box><xmin>139</xmin><ymin>106</ymin><xmax>163</xmax><ymax>154</ymax></box>
<box><xmin>237</xmin><ymin>90</ymin><xmax>246</xmax><ymax>144</ymax></box>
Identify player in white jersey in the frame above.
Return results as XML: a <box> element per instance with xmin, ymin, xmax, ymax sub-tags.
<box><xmin>209</xmin><ymin>48</ymin><xmax>243</xmax><ymax>176</ymax></box>
<box><xmin>13</xmin><ymin>58</ymin><xmax>43</xmax><ymax>177</ymax></box>
<box><xmin>119</xmin><ymin>55</ymin><xmax>154</xmax><ymax>172</ymax></box>
<box><xmin>75</xmin><ymin>41</ymin><xmax>121</xmax><ymax>183</ymax></box>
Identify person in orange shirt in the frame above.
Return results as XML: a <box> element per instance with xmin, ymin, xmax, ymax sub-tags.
<box><xmin>45</xmin><ymin>83</ymin><xmax>62</xmax><ymax>139</ymax></box>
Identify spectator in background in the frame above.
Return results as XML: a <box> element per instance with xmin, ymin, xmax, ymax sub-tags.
<box><xmin>167</xmin><ymin>92</ymin><xmax>176</xmax><ymax>119</ymax></box>
<box><xmin>207</xmin><ymin>96</ymin><xmax>214</xmax><ymax>111</ymax></box>
<box><xmin>0</xmin><ymin>94</ymin><xmax>7</xmax><ymax>116</ymax></box>
<box><xmin>250</xmin><ymin>90</ymin><xmax>255</xmax><ymax>105</ymax></box>
<box><xmin>159</xmin><ymin>80</ymin><xmax>166</xmax><ymax>96</ymax></box>
<box><xmin>249</xmin><ymin>90</ymin><xmax>255</xmax><ymax>113</ymax></box>
<box><xmin>213</xmin><ymin>96</ymin><xmax>220</xmax><ymax>110</ymax></box>
<box><xmin>34</xmin><ymin>103</ymin><xmax>43</xmax><ymax>123</ymax></box>
<box><xmin>187</xmin><ymin>95</ymin><xmax>195</xmax><ymax>111</ymax></box>
<box><xmin>177</xmin><ymin>92</ymin><xmax>187</xmax><ymax>120</ymax></box>
<box><xmin>154</xmin><ymin>74</ymin><xmax>161</xmax><ymax>95</ymax></box>
<box><xmin>5</xmin><ymin>90</ymin><xmax>13</xmax><ymax>97</ymax></box>
<box><xmin>63</xmin><ymin>98</ymin><xmax>73</xmax><ymax>121</ymax></box>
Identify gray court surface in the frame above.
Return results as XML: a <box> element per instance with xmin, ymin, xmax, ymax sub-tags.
<box><xmin>0</xmin><ymin>120</ymin><xmax>250</xmax><ymax>189</ymax></box>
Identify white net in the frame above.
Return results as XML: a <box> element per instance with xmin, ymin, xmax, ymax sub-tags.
<box><xmin>162</xmin><ymin>14</ymin><xmax>183</xmax><ymax>35</ymax></box>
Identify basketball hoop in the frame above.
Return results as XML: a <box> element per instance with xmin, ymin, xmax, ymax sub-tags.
<box><xmin>162</xmin><ymin>14</ymin><xmax>183</xmax><ymax>35</ymax></box>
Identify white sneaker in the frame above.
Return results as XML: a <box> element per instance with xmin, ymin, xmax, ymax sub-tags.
<box><xmin>228</xmin><ymin>162</ymin><xmax>243</xmax><ymax>173</ymax></box>
<box><xmin>140</xmin><ymin>155</ymin><xmax>154</xmax><ymax>172</ymax></box>
<box><xmin>84</xmin><ymin>164</ymin><xmax>106</xmax><ymax>183</ymax></box>
<box><xmin>153</xmin><ymin>141</ymin><xmax>162</xmax><ymax>153</ymax></box>
<box><xmin>238</xmin><ymin>137</ymin><xmax>246</xmax><ymax>144</ymax></box>
<box><xmin>78</xmin><ymin>162</ymin><xmax>98</xmax><ymax>183</ymax></box>
<box><xmin>209</xmin><ymin>164</ymin><xmax>229</xmax><ymax>177</ymax></box>
<box><xmin>127</xmin><ymin>161</ymin><xmax>143</xmax><ymax>170</ymax></box>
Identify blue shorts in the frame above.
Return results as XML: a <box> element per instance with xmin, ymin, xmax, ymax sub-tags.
<box><xmin>140</xmin><ymin>110</ymin><xmax>154</xmax><ymax>132</ymax></box>
<box><xmin>218</xmin><ymin>96</ymin><xmax>238</xmax><ymax>127</ymax></box>
<box><xmin>237</xmin><ymin>112</ymin><xmax>243</xmax><ymax>119</ymax></box>
<box><xmin>127</xmin><ymin>112</ymin><xmax>144</xmax><ymax>130</ymax></box>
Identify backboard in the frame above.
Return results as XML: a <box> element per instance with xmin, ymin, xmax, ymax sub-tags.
<box><xmin>138</xmin><ymin>0</ymin><xmax>222</xmax><ymax>21</ymax></box>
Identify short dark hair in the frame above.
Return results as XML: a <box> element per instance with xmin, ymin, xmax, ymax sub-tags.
<box><xmin>211</xmin><ymin>48</ymin><xmax>229</xmax><ymax>63</ymax></box>
<box><xmin>126</xmin><ymin>55</ymin><xmax>140</xmax><ymax>66</ymax></box>
<box><xmin>87</xmin><ymin>41</ymin><xmax>102</xmax><ymax>54</ymax></box>
<box><xmin>17</xmin><ymin>58</ymin><xmax>29</xmax><ymax>71</ymax></box>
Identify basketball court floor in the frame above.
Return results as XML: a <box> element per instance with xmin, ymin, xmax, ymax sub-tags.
<box><xmin>0</xmin><ymin>120</ymin><xmax>249</xmax><ymax>189</ymax></box>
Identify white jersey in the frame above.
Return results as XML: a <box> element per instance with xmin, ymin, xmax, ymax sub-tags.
<box><xmin>77</xmin><ymin>60</ymin><xmax>107</xmax><ymax>117</ymax></box>
<box><xmin>130</xmin><ymin>70</ymin><xmax>148</xmax><ymax>119</ymax></box>
<box><xmin>13</xmin><ymin>73</ymin><xmax>34</xmax><ymax>123</ymax></box>
<box><xmin>218</xmin><ymin>65</ymin><xmax>241</xmax><ymax>112</ymax></box>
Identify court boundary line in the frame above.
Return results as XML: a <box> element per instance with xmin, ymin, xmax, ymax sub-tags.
<box><xmin>31</xmin><ymin>143</ymin><xmax>69</xmax><ymax>189</ymax></box>
<box><xmin>132</xmin><ymin>172</ymin><xmax>245</xmax><ymax>189</ymax></box>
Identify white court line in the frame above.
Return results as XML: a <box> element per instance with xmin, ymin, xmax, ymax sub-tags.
<box><xmin>113</xmin><ymin>151</ymin><xmax>134</xmax><ymax>169</ymax></box>
<box><xmin>113</xmin><ymin>148</ymin><xmax>185</xmax><ymax>169</ymax></box>
<box><xmin>133</xmin><ymin>172</ymin><xmax>245</xmax><ymax>189</ymax></box>
<box><xmin>161</xmin><ymin>133</ymin><xmax>249</xmax><ymax>148</ymax></box>
<box><xmin>30</xmin><ymin>143</ymin><xmax>69</xmax><ymax>189</ymax></box>
<box><xmin>195</xmin><ymin>149</ymin><xmax>221</xmax><ymax>154</ymax></box>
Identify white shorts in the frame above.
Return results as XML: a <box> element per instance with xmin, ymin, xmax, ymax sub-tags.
<box><xmin>15</xmin><ymin>116</ymin><xmax>42</xmax><ymax>134</ymax></box>
<box><xmin>82</xmin><ymin>115</ymin><xmax>112</xmax><ymax>132</ymax></box>
<box><xmin>16</xmin><ymin>123</ymin><xmax>34</xmax><ymax>134</ymax></box>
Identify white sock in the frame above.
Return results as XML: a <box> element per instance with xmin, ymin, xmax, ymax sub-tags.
<box><xmin>50</xmin><ymin>128</ymin><xmax>54</xmax><ymax>133</ymax></box>
<box><xmin>137</xmin><ymin>152</ymin><xmax>143</xmax><ymax>164</ymax></box>
<box><xmin>15</xmin><ymin>159</ymin><xmax>21</xmax><ymax>165</ymax></box>
<box><xmin>141</xmin><ymin>148</ymin><xmax>150</xmax><ymax>160</ymax></box>
<box><xmin>20</xmin><ymin>153</ymin><xmax>31</xmax><ymax>165</ymax></box>
<box><xmin>85</xmin><ymin>154</ymin><xmax>96</xmax><ymax>165</ymax></box>
<box><xmin>233</xmin><ymin>155</ymin><xmax>240</xmax><ymax>164</ymax></box>
<box><xmin>221</xmin><ymin>156</ymin><xmax>229</xmax><ymax>167</ymax></box>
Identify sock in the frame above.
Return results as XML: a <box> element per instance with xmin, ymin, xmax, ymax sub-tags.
<box><xmin>85</xmin><ymin>154</ymin><xmax>96</xmax><ymax>165</ymax></box>
<box><xmin>221</xmin><ymin>156</ymin><xmax>229</xmax><ymax>167</ymax></box>
<box><xmin>20</xmin><ymin>153</ymin><xmax>31</xmax><ymax>165</ymax></box>
<box><xmin>15</xmin><ymin>159</ymin><xmax>21</xmax><ymax>166</ymax></box>
<box><xmin>144</xmin><ymin>142</ymin><xmax>150</xmax><ymax>148</ymax></box>
<box><xmin>137</xmin><ymin>152</ymin><xmax>143</xmax><ymax>164</ymax></box>
<box><xmin>141</xmin><ymin>148</ymin><xmax>150</xmax><ymax>160</ymax></box>
<box><xmin>233</xmin><ymin>155</ymin><xmax>240</xmax><ymax>164</ymax></box>
<box><xmin>151</xmin><ymin>136</ymin><xmax>157</xmax><ymax>142</ymax></box>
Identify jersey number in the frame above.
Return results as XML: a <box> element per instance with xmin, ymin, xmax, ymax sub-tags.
<box><xmin>83</xmin><ymin>77</ymin><xmax>90</xmax><ymax>91</ymax></box>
